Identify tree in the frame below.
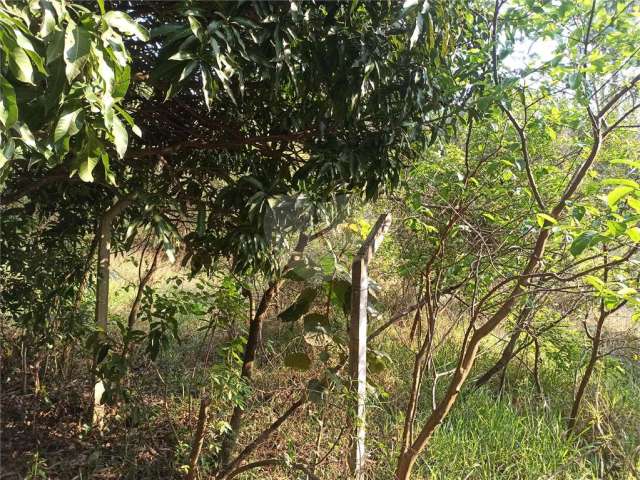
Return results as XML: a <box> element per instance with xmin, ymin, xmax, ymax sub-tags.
<box><xmin>388</xmin><ymin>1</ymin><xmax>640</xmax><ymax>477</ymax></box>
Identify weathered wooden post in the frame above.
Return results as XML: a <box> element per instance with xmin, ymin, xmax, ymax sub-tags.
<box><xmin>349</xmin><ymin>213</ymin><xmax>392</xmax><ymax>479</ymax></box>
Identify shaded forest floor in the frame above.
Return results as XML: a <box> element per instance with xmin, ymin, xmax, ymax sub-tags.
<box><xmin>2</xmin><ymin>264</ymin><xmax>640</xmax><ymax>479</ymax></box>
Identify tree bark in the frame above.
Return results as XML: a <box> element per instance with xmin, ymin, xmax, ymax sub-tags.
<box><xmin>474</xmin><ymin>304</ymin><xmax>533</xmax><ymax>389</ymax></box>
<box><xmin>394</xmin><ymin>225</ymin><xmax>553</xmax><ymax>479</ymax></box>
<box><xmin>187</xmin><ymin>396</ymin><xmax>211</xmax><ymax>480</ymax></box>
<box><xmin>217</xmin><ymin>396</ymin><xmax>307</xmax><ymax>480</ymax></box>
<box><xmin>218</xmin><ymin>233</ymin><xmax>309</xmax><ymax>466</ymax></box>
<box><xmin>567</xmin><ymin>250</ymin><xmax>624</xmax><ymax>433</ymax></box>
<box><xmin>92</xmin><ymin>196</ymin><xmax>133</xmax><ymax>428</ymax></box>
<box><xmin>128</xmin><ymin>244</ymin><xmax>162</xmax><ymax>330</ymax></box>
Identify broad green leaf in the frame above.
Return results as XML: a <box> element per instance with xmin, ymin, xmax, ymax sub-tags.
<box><xmin>104</xmin><ymin>11</ymin><xmax>150</xmax><ymax>41</ymax></box>
<box><xmin>278</xmin><ymin>288</ymin><xmax>317</xmax><ymax>322</ymax></box>
<box><xmin>0</xmin><ymin>75</ymin><xmax>18</xmax><ymax>128</ymax></box>
<box><xmin>536</xmin><ymin>213</ymin><xmax>557</xmax><ymax>227</ymax></box>
<box><xmin>114</xmin><ymin>105</ymin><xmax>141</xmax><ymax>137</ymax></box>
<box><xmin>284</xmin><ymin>258</ymin><xmax>321</xmax><ymax>282</ymax></box>
<box><xmin>179</xmin><ymin>60</ymin><xmax>199</xmax><ymax>82</ymax></box>
<box><xmin>584</xmin><ymin>275</ymin><xmax>606</xmax><ymax>291</ymax></box>
<box><xmin>627</xmin><ymin>226</ymin><xmax>640</xmax><ymax>242</ymax></box>
<box><xmin>9</xmin><ymin>47</ymin><xmax>34</xmax><ymax>84</ymax></box>
<box><xmin>39</xmin><ymin>1</ymin><xmax>58</xmax><ymax>38</ymax></box>
<box><xmin>284</xmin><ymin>352</ymin><xmax>311</xmax><ymax>371</ymax></box>
<box><xmin>602</xmin><ymin>178</ymin><xmax>639</xmax><ymax>188</ymax></box>
<box><xmin>570</xmin><ymin>230</ymin><xmax>604</xmax><ymax>257</ymax></box>
<box><xmin>78</xmin><ymin>154</ymin><xmax>99</xmax><ymax>182</ymax></box>
<box><xmin>111</xmin><ymin>115</ymin><xmax>128</xmax><ymax>158</ymax></box>
<box><xmin>64</xmin><ymin>22</ymin><xmax>90</xmax><ymax>82</ymax></box>
<box><xmin>307</xmin><ymin>378</ymin><xmax>325</xmax><ymax>404</ymax></box>
<box><xmin>303</xmin><ymin>313</ymin><xmax>332</xmax><ymax>347</ymax></box>
<box><xmin>101</xmin><ymin>151</ymin><xmax>116</xmax><ymax>185</ymax></box>
<box><xmin>17</xmin><ymin>123</ymin><xmax>36</xmax><ymax>149</ymax></box>
<box><xmin>94</xmin><ymin>46</ymin><xmax>115</xmax><ymax>88</ymax></box>
<box><xmin>54</xmin><ymin>108</ymin><xmax>83</xmax><ymax>141</ymax></box>
<box><xmin>188</xmin><ymin>16</ymin><xmax>205</xmax><ymax>41</ymax></box>
<box><xmin>0</xmin><ymin>149</ymin><xmax>9</xmax><ymax>170</ymax></box>
<box><xmin>627</xmin><ymin>196</ymin><xmax>640</xmax><ymax>214</ymax></box>
<box><xmin>608</xmin><ymin>186</ymin><xmax>634</xmax><ymax>208</ymax></box>
<box><xmin>369</xmin><ymin>350</ymin><xmax>389</xmax><ymax>373</ymax></box>
<box><xmin>330</xmin><ymin>278</ymin><xmax>351</xmax><ymax>315</ymax></box>
<box><xmin>112</xmin><ymin>64</ymin><xmax>131</xmax><ymax>99</ymax></box>
<box><xmin>409</xmin><ymin>13</ymin><xmax>424</xmax><ymax>50</ymax></box>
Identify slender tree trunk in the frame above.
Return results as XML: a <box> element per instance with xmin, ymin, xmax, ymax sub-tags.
<box><xmin>394</xmin><ymin>224</ymin><xmax>553</xmax><ymax>479</ymax></box>
<box><xmin>92</xmin><ymin>196</ymin><xmax>133</xmax><ymax>428</ymax></box>
<box><xmin>217</xmin><ymin>396</ymin><xmax>307</xmax><ymax>480</ymax></box>
<box><xmin>567</xmin><ymin>314</ymin><xmax>604</xmax><ymax>432</ymax></box>
<box><xmin>128</xmin><ymin>244</ymin><xmax>162</xmax><ymax>330</ymax></box>
<box><xmin>531</xmin><ymin>334</ymin><xmax>543</xmax><ymax>395</ymax></box>
<box><xmin>567</xmin><ymin>248</ymin><xmax>624</xmax><ymax>433</ymax></box>
<box><xmin>73</xmin><ymin>231</ymin><xmax>99</xmax><ymax>312</ymax></box>
<box><xmin>187</xmin><ymin>396</ymin><xmax>211</xmax><ymax>480</ymax></box>
<box><xmin>475</xmin><ymin>304</ymin><xmax>532</xmax><ymax>389</ymax></box>
<box><xmin>219</xmin><ymin>234</ymin><xmax>309</xmax><ymax>466</ymax></box>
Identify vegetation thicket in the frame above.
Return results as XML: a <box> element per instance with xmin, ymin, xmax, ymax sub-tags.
<box><xmin>1</xmin><ymin>1</ymin><xmax>640</xmax><ymax>479</ymax></box>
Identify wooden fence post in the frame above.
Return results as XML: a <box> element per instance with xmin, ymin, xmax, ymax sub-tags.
<box><xmin>348</xmin><ymin>213</ymin><xmax>392</xmax><ymax>479</ymax></box>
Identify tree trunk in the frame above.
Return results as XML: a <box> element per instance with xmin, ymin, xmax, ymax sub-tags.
<box><xmin>218</xmin><ymin>233</ymin><xmax>309</xmax><ymax>466</ymax></box>
<box><xmin>394</xmin><ymin>224</ymin><xmax>554</xmax><ymax>480</ymax></box>
<box><xmin>92</xmin><ymin>196</ymin><xmax>133</xmax><ymax>428</ymax></box>
<box><xmin>474</xmin><ymin>304</ymin><xmax>532</xmax><ymax>389</ymax></box>
<box><xmin>128</xmin><ymin>244</ymin><xmax>162</xmax><ymax>330</ymax></box>
<box><xmin>187</xmin><ymin>396</ymin><xmax>211</xmax><ymax>480</ymax></box>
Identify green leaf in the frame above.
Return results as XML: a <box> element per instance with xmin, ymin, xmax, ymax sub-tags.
<box><xmin>188</xmin><ymin>16</ymin><xmax>205</xmax><ymax>41</ymax></box>
<box><xmin>627</xmin><ymin>196</ymin><xmax>640</xmax><ymax>214</ymax></box>
<box><xmin>111</xmin><ymin>115</ymin><xmax>128</xmax><ymax>158</ymax></box>
<box><xmin>64</xmin><ymin>22</ymin><xmax>90</xmax><ymax>82</ymax></box>
<box><xmin>168</xmin><ymin>51</ymin><xmax>196</xmax><ymax>60</ymax></box>
<box><xmin>284</xmin><ymin>352</ymin><xmax>311</xmax><ymax>371</ymax></box>
<box><xmin>95</xmin><ymin>46</ymin><xmax>115</xmax><ymax>89</ymax></box>
<box><xmin>536</xmin><ymin>213</ymin><xmax>557</xmax><ymax>227</ymax></box>
<box><xmin>78</xmin><ymin>154</ymin><xmax>99</xmax><ymax>182</ymax></box>
<box><xmin>570</xmin><ymin>231</ymin><xmax>605</xmax><ymax>257</ymax></box>
<box><xmin>9</xmin><ymin>47</ymin><xmax>34</xmax><ymax>84</ymax></box>
<box><xmin>201</xmin><ymin>67</ymin><xmax>216</xmax><ymax>109</ymax></box>
<box><xmin>39</xmin><ymin>2</ymin><xmax>58</xmax><ymax>38</ymax></box>
<box><xmin>114</xmin><ymin>105</ymin><xmax>141</xmax><ymax>137</ymax></box>
<box><xmin>284</xmin><ymin>258</ymin><xmax>321</xmax><ymax>282</ymax></box>
<box><xmin>0</xmin><ymin>75</ymin><xmax>18</xmax><ymax>128</ymax></box>
<box><xmin>101</xmin><ymin>151</ymin><xmax>116</xmax><ymax>185</ymax></box>
<box><xmin>584</xmin><ymin>275</ymin><xmax>606</xmax><ymax>291</ymax></box>
<box><xmin>303</xmin><ymin>313</ymin><xmax>332</xmax><ymax>347</ymax></box>
<box><xmin>608</xmin><ymin>186</ymin><xmax>635</xmax><ymax>208</ymax></box>
<box><xmin>278</xmin><ymin>288</ymin><xmax>317</xmax><ymax>322</ymax></box>
<box><xmin>17</xmin><ymin>123</ymin><xmax>37</xmax><ymax>149</ymax></box>
<box><xmin>627</xmin><ymin>226</ymin><xmax>640</xmax><ymax>242</ymax></box>
<box><xmin>368</xmin><ymin>350</ymin><xmax>388</xmax><ymax>373</ymax></box>
<box><xmin>545</xmin><ymin>125</ymin><xmax>557</xmax><ymax>140</ymax></box>
<box><xmin>96</xmin><ymin>344</ymin><xmax>110</xmax><ymax>364</ymax></box>
<box><xmin>179</xmin><ymin>60</ymin><xmax>199</xmax><ymax>82</ymax></box>
<box><xmin>307</xmin><ymin>378</ymin><xmax>325</xmax><ymax>404</ymax></box>
<box><xmin>112</xmin><ymin>64</ymin><xmax>131</xmax><ymax>99</ymax></box>
<box><xmin>331</xmin><ymin>278</ymin><xmax>352</xmax><ymax>315</ymax></box>
<box><xmin>104</xmin><ymin>11</ymin><xmax>150</xmax><ymax>41</ymax></box>
<box><xmin>54</xmin><ymin>108</ymin><xmax>83</xmax><ymax>142</ymax></box>
<box><xmin>602</xmin><ymin>178</ymin><xmax>639</xmax><ymax>189</ymax></box>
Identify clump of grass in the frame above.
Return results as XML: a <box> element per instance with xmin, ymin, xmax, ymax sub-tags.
<box><xmin>418</xmin><ymin>390</ymin><xmax>595</xmax><ymax>479</ymax></box>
